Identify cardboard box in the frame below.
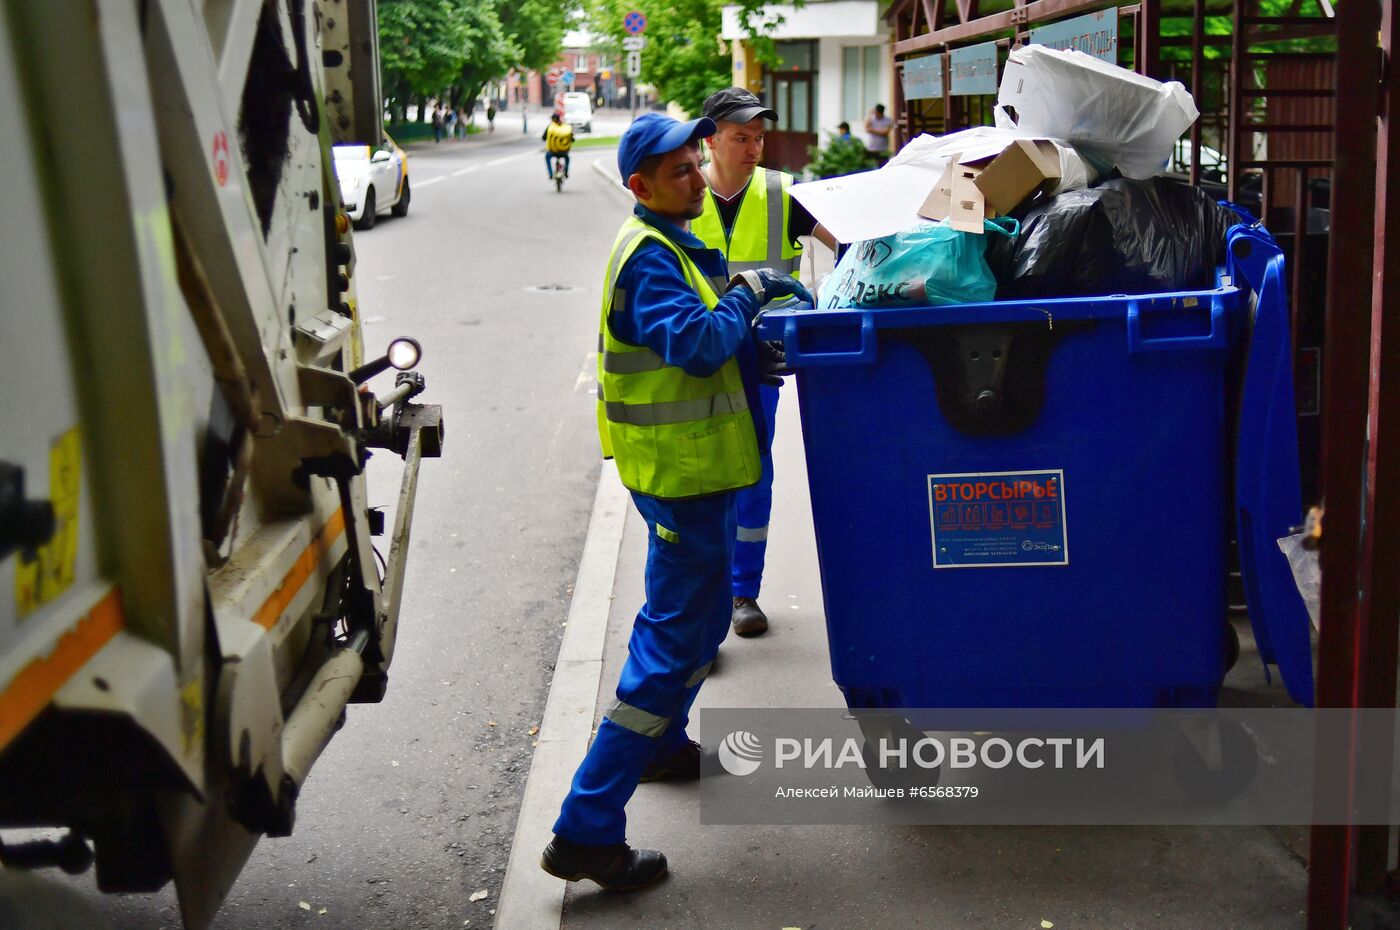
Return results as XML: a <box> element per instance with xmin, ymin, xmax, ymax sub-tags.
<box><xmin>919</xmin><ymin>138</ymin><xmax>1062</xmax><ymax>233</ymax></box>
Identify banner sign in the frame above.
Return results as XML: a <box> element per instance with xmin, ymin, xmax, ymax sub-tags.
<box><xmin>901</xmin><ymin>55</ymin><xmax>944</xmax><ymax>101</ymax></box>
<box><xmin>1029</xmin><ymin>9</ymin><xmax>1119</xmax><ymax>64</ymax></box>
<box><xmin>949</xmin><ymin>41</ymin><xmax>998</xmax><ymax>96</ymax></box>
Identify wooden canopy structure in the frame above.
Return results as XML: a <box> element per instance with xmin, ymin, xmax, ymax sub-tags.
<box><xmin>876</xmin><ymin>3</ymin><xmax>1399</xmax><ymax>927</ymax></box>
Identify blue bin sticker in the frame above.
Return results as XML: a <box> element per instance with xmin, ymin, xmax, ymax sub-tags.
<box><xmin>927</xmin><ymin>469</ymin><xmax>1069</xmax><ymax>568</ymax></box>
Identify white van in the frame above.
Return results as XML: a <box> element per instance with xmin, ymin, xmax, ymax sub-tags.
<box><xmin>561</xmin><ymin>92</ymin><xmax>593</xmax><ymax>134</ymax></box>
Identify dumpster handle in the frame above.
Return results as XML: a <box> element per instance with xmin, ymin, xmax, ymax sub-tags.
<box><xmin>783</xmin><ymin>314</ymin><xmax>878</xmax><ymax>367</ymax></box>
<box><xmin>1125</xmin><ymin>300</ymin><xmax>1227</xmax><ymax>354</ymax></box>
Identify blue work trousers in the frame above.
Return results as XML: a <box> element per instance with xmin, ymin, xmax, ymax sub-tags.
<box><xmin>546</xmin><ymin>151</ymin><xmax>571</xmax><ymax>178</ymax></box>
<box><xmin>732</xmin><ymin>383</ymin><xmax>780</xmax><ymax>599</ymax></box>
<box><xmin>553</xmin><ymin>489</ymin><xmax>735</xmax><ymax>844</ymax></box>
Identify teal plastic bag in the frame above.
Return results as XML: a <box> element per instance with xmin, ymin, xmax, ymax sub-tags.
<box><xmin>822</xmin><ymin>217</ymin><xmax>1019</xmax><ymax>309</ymax></box>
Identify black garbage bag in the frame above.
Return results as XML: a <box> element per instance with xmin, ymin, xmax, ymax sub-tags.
<box><xmin>986</xmin><ymin>177</ymin><xmax>1241</xmax><ymax>300</ymax></box>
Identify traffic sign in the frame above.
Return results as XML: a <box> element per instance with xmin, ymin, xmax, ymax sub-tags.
<box><xmin>626</xmin><ymin>50</ymin><xmax>642</xmax><ymax>77</ymax></box>
<box><xmin>623</xmin><ymin>10</ymin><xmax>647</xmax><ymax>34</ymax></box>
<box><xmin>600</xmin><ymin>69</ymin><xmax>612</xmax><ymax>80</ymax></box>
<box><xmin>546</xmin><ymin>72</ymin><xmax>558</xmax><ymax>86</ymax></box>
<box><xmin>622</xmin><ymin>36</ymin><xmax>646</xmax><ymax>51</ymax></box>
<box><xmin>562</xmin><ymin>70</ymin><xmax>575</xmax><ymax>85</ymax></box>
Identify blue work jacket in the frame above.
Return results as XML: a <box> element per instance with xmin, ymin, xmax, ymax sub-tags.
<box><xmin>608</xmin><ymin>204</ymin><xmax>770</xmax><ymax>452</ymax></box>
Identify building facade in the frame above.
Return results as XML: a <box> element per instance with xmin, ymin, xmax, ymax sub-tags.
<box><xmin>722</xmin><ymin>0</ymin><xmax>891</xmax><ymax>171</ymax></box>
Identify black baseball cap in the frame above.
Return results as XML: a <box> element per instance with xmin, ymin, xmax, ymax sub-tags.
<box><xmin>702</xmin><ymin>87</ymin><xmax>778</xmax><ymax>125</ymax></box>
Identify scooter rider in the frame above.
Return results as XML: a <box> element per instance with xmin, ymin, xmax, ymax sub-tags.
<box><xmin>540</xmin><ymin>112</ymin><xmax>811</xmax><ymax>889</ymax></box>
<box><xmin>543</xmin><ymin>112</ymin><xmax>574</xmax><ymax>180</ymax></box>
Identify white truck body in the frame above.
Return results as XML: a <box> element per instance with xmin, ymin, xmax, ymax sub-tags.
<box><xmin>0</xmin><ymin>2</ymin><xmax>438</xmax><ymax>926</ymax></box>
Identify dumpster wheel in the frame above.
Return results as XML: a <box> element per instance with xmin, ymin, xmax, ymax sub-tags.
<box><xmin>857</xmin><ymin>715</ymin><xmax>942</xmax><ymax>791</ymax></box>
<box><xmin>1224</xmin><ymin>622</ymin><xmax>1241</xmax><ymax>673</ymax></box>
<box><xmin>1172</xmin><ymin>717</ymin><xmax>1259</xmax><ymax>802</ymax></box>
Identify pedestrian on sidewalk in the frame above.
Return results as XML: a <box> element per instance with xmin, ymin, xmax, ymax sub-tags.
<box><xmin>455</xmin><ymin>107</ymin><xmax>467</xmax><ymax>139</ymax></box>
<box><xmin>540</xmin><ymin>113</ymin><xmax>811</xmax><ymax>891</ymax></box>
<box><xmin>486</xmin><ymin>102</ymin><xmax>496</xmax><ymax>133</ymax></box>
<box><xmin>444</xmin><ymin>106</ymin><xmax>457</xmax><ymax>140</ymax></box>
<box><xmin>692</xmin><ymin>87</ymin><xmax>837</xmax><ymax>639</ymax></box>
<box><xmin>865</xmin><ymin>103</ymin><xmax>893</xmax><ymax>164</ymax></box>
<box><xmin>431</xmin><ymin>105</ymin><xmax>443</xmax><ymax>143</ymax></box>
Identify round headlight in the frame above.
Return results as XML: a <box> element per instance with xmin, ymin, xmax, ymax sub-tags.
<box><xmin>387</xmin><ymin>337</ymin><xmax>421</xmax><ymax>370</ymax></box>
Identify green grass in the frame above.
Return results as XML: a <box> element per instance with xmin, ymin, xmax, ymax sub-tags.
<box><xmin>572</xmin><ymin>135</ymin><xmax>620</xmax><ymax>149</ymax></box>
<box><xmin>384</xmin><ymin>121</ymin><xmax>482</xmax><ymax>144</ymax></box>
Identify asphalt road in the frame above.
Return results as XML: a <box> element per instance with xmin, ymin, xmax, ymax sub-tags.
<box><xmin>33</xmin><ymin>123</ymin><xmax>630</xmax><ymax>930</ymax></box>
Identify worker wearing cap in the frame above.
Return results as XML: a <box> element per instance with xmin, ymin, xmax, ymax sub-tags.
<box><xmin>541</xmin><ymin>112</ymin><xmax>811</xmax><ymax>889</ymax></box>
<box><xmin>692</xmin><ymin>87</ymin><xmax>837</xmax><ymax>639</ymax></box>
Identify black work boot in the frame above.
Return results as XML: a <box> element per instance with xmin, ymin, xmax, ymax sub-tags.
<box><xmin>639</xmin><ymin>738</ymin><xmax>701</xmax><ymax>783</ymax></box>
<box><xmin>540</xmin><ymin>836</ymin><xmax>668</xmax><ymax>891</ymax></box>
<box><xmin>731</xmin><ymin>596</ymin><xmax>769</xmax><ymax>637</ymax></box>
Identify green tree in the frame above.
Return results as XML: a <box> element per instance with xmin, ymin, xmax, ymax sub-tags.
<box><xmin>504</xmin><ymin>0</ymin><xmax>569</xmax><ymax>73</ymax></box>
<box><xmin>378</xmin><ymin>0</ymin><xmax>570</xmax><ymax>120</ymax></box>
<box><xmin>448</xmin><ymin>0</ymin><xmax>519</xmax><ymax>114</ymax></box>
<box><xmin>584</xmin><ymin>0</ymin><xmax>798</xmax><ymax>115</ymax></box>
<box><xmin>379</xmin><ymin>0</ymin><xmax>477</xmax><ymax>120</ymax></box>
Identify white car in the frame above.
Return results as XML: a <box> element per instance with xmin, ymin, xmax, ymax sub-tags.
<box><xmin>334</xmin><ymin>134</ymin><xmax>409</xmax><ymax>230</ymax></box>
<box><xmin>561</xmin><ymin>91</ymin><xmax>593</xmax><ymax>134</ymax></box>
<box><xmin>1169</xmin><ymin>138</ymin><xmax>1226</xmax><ymax>183</ymax></box>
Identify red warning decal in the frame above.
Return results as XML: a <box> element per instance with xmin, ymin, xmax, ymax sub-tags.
<box><xmin>212</xmin><ymin>131</ymin><xmax>230</xmax><ymax>187</ymax></box>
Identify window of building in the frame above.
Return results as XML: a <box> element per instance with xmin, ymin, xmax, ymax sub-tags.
<box><xmin>765</xmin><ymin>40</ymin><xmax>818</xmax><ymax>135</ymax></box>
<box><xmin>842</xmin><ymin>45</ymin><xmax>883</xmax><ymax>124</ymax></box>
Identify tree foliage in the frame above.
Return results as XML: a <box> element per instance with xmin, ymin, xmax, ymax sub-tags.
<box><xmin>583</xmin><ymin>0</ymin><xmax>800</xmax><ymax>115</ymax></box>
<box><xmin>378</xmin><ymin>0</ymin><xmax>569</xmax><ymax>116</ymax></box>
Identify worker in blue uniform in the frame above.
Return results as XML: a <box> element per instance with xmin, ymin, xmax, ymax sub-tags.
<box><xmin>694</xmin><ymin>88</ymin><xmax>836</xmax><ymax>638</ymax></box>
<box><xmin>540</xmin><ymin>113</ymin><xmax>811</xmax><ymax>890</ymax></box>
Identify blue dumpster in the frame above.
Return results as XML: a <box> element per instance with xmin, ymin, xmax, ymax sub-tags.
<box><xmin>758</xmin><ymin>223</ymin><xmax>1314</xmax><ymax>710</ymax></box>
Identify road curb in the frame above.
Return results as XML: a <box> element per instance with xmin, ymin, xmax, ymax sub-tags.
<box><xmin>590</xmin><ymin>158</ymin><xmax>632</xmax><ymax>207</ymax></box>
<box><xmin>494</xmin><ymin>461</ymin><xmax>630</xmax><ymax>930</ymax></box>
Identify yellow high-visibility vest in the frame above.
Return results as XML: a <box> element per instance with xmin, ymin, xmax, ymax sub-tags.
<box><xmin>692</xmin><ymin>166</ymin><xmax>801</xmax><ymax>279</ymax></box>
<box><xmin>596</xmin><ymin>217</ymin><xmax>761</xmax><ymax>499</ymax></box>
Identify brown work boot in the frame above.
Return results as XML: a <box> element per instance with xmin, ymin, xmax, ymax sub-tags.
<box><xmin>639</xmin><ymin>738</ymin><xmax>702</xmax><ymax>783</ymax></box>
<box><xmin>731</xmin><ymin>596</ymin><xmax>769</xmax><ymax>637</ymax></box>
<box><xmin>540</xmin><ymin>836</ymin><xmax>668</xmax><ymax>891</ymax></box>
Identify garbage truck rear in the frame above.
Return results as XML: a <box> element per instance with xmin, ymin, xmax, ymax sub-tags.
<box><xmin>0</xmin><ymin>2</ymin><xmax>441</xmax><ymax>926</ymax></box>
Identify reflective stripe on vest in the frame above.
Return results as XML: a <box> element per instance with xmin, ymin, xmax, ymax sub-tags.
<box><xmin>693</xmin><ymin>166</ymin><xmax>802</xmax><ymax>281</ymax></box>
<box><xmin>605</xmin><ymin>389</ymin><xmax>749</xmax><ymax>426</ymax></box>
<box><xmin>595</xmin><ymin>216</ymin><xmax>761</xmax><ymax>499</ymax></box>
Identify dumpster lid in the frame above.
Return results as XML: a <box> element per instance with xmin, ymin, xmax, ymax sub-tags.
<box><xmin>1227</xmin><ymin>225</ymin><xmax>1315</xmax><ymax>707</ymax></box>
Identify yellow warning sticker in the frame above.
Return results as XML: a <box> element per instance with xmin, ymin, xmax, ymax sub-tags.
<box><xmin>16</xmin><ymin>428</ymin><xmax>81</xmax><ymax>618</ymax></box>
<box><xmin>180</xmin><ymin>675</ymin><xmax>205</xmax><ymax>756</ymax></box>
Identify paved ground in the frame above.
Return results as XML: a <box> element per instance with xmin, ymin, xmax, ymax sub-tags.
<box><xmin>493</xmin><ymin>234</ymin><xmax>1400</xmax><ymax>930</ymax></box>
<box><xmin>22</xmin><ymin>123</ymin><xmax>633</xmax><ymax>930</ymax></box>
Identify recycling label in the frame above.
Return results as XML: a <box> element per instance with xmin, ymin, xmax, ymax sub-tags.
<box><xmin>927</xmin><ymin>469</ymin><xmax>1068</xmax><ymax>568</ymax></box>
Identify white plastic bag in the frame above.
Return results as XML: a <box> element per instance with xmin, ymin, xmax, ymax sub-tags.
<box><xmin>995</xmin><ymin>45</ymin><xmax>1199</xmax><ymax>180</ymax></box>
<box><xmin>1276</xmin><ymin>533</ymin><xmax>1321</xmax><ymax>630</ymax></box>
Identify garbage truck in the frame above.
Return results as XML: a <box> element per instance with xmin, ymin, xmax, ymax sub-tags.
<box><xmin>0</xmin><ymin>1</ymin><xmax>441</xmax><ymax>926</ymax></box>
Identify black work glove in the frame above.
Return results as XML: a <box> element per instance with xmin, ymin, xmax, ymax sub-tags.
<box><xmin>757</xmin><ymin>338</ymin><xmax>791</xmax><ymax>386</ymax></box>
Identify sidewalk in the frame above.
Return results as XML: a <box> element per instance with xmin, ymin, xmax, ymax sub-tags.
<box><xmin>496</xmin><ymin>244</ymin><xmax>1334</xmax><ymax>930</ymax></box>
<box><xmin>396</xmin><ymin>105</ymin><xmax>549</xmax><ymax>153</ymax></box>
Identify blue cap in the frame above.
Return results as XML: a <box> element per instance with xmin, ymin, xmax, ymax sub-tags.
<box><xmin>617</xmin><ymin>112</ymin><xmax>717</xmax><ymax>183</ymax></box>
